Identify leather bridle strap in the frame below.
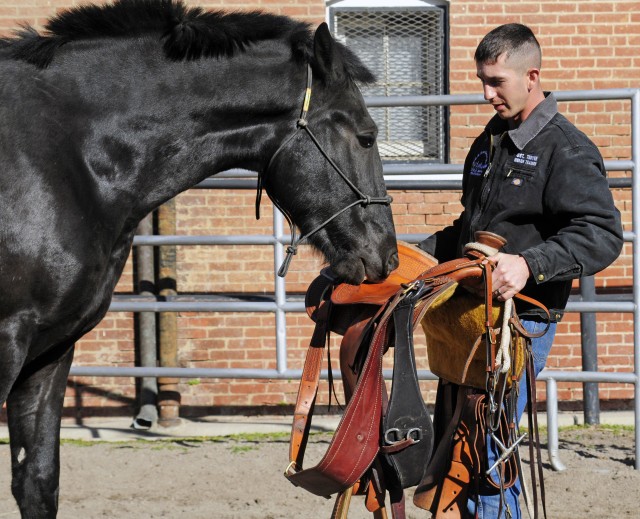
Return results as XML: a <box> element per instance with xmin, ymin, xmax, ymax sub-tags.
<box><xmin>258</xmin><ymin>64</ymin><xmax>393</xmax><ymax>277</ymax></box>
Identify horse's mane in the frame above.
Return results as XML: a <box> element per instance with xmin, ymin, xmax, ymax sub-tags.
<box><xmin>0</xmin><ymin>0</ymin><xmax>374</xmax><ymax>82</ymax></box>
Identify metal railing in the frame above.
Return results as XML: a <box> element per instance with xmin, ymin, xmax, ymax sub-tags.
<box><xmin>69</xmin><ymin>89</ymin><xmax>640</xmax><ymax>470</ymax></box>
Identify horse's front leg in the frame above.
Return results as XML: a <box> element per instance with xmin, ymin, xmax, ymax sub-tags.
<box><xmin>6</xmin><ymin>343</ymin><xmax>75</xmax><ymax>519</ymax></box>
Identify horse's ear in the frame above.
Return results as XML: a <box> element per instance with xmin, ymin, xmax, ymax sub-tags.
<box><xmin>313</xmin><ymin>23</ymin><xmax>345</xmax><ymax>82</ymax></box>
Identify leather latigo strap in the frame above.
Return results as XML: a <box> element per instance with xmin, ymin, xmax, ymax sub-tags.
<box><xmin>286</xmin><ymin>293</ymin><xmax>401</xmax><ymax>497</ymax></box>
<box><xmin>511</xmin><ymin>293</ymin><xmax>551</xmax><ymax>338</ymax></box>
<box><xmin>287</xmin><ymin>303</ymin><xmax>331</xmax><ymax>475</ymax></box>
<box><xmin>525</xmin><ymin>353</ymin><xmax>548</xmax><ymax>519</ymax></box>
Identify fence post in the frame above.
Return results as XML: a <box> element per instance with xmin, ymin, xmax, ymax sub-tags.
<box><xmin>157</xmin><ymin>199</ymin><xmax>181</xmax><ymax>427</ymax></box>
<box><xmin>132</xmin><ymin>213</ymin><xmax>159</xmax><ymax>429</ymax></box>
<box><xmin>580</xmin><ymin>276</ymin><xmax>600</xmax><ymax>424</ymax></box>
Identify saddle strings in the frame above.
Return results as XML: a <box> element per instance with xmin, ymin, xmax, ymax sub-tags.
<box><xmin>257</xmin><ymin>64</ymin><xmax>393</xmax><ymax>277</ymax></box>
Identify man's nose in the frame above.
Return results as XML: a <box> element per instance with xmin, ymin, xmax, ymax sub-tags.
<box><xmin>483</xmin><ymin>84</ymin><xmax>495</xmax><ymax>101</ymax></box>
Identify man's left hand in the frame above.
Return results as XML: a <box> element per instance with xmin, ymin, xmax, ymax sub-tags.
<box><xmin>487</xmin><ymin>252</ymin><xmax>531</xmax><ymax>301</ymax></box>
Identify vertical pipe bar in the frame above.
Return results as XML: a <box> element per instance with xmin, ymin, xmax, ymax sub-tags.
<box><xmin>631</xmin><ymin>90</ymin><xmax>640</xmax><ymax>470</ymax></box>
<box><xmin>157</xmin><ymin>199</ymin><xmax>181</xmax><ymax>427</ymax></box>
<box><xmin>273</xmin><ymin>207</ymin><xmax>288</xmax><ymax>374</ymax></box>
<box><xmin>545</xmin><ymin>378</ymin><xmax>566</xmax><ymax>471</ymax></box>
<box><xmin>580</xmin><ymin>276</ymin><xmax>600</xmax><ymax>424</ymax></box>
<box><xmin>132</xmin><ymin>213</ymin><xmax>158</xmax><ymax>429</ymax></box>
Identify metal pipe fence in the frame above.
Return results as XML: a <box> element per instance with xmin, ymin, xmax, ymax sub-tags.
<box><xmin>69</xmin><ymin>88</ymin><xmax>640</xmax><ymax>470</ymax></box>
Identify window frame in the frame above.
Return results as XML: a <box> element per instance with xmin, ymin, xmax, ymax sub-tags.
<box><xmin>327</xmin><ymin>0</ymin><xmax>450</xmax><ymax>164</ymax></box>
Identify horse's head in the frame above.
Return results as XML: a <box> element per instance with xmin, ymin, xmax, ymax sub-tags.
<box><xmin>265</xmin><ymin>24</ymin><xmax>398</xmax><ymax>285</ymax></box>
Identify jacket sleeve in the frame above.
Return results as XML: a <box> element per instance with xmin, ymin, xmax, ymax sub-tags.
<box><xmin>417</xmin><ymin>216</ymin><xmax>463</xmax><ymax>262</ymax></box>
<box><xmin>519</xmin><ymin>142</ymin><xmax>623</xmax><ymax>283</ymax></box>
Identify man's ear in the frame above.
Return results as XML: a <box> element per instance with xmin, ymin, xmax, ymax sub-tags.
<box><xmin>313</xmin><ymin>23</ymin><xmax>345</xmax><ymax>82</ymax></box>
<box><xmin>527</xmin><ymin>68</ymin><xmax>540</xmax><ymax>91</ymax></box>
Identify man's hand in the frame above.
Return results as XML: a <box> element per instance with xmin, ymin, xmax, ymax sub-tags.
<box><xmin>487</xmin><ymin>252</ymin><xmax>531</xmax><ymax>301</ymax></box>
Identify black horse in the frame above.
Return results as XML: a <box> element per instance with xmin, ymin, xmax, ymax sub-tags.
<box><xmin>0</xmin><ymin>1</ymin><xmax>398</xmax><ymax>516</ymax></box>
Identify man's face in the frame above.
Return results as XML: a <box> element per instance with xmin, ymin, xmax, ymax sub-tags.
<box><xmin>476</xmin><ymin>52</ymin><xmax>533</xmax><ymax>124</ymax></box>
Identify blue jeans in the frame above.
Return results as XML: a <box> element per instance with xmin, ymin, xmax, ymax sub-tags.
<box><xmin>468</xmin><ymin>319</ymin><xmax>557</xmax><ymax>519</ymax></box>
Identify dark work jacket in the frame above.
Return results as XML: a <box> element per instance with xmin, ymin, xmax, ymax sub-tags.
<box><xmin>419</xmin><ymin>93</ymin><xmax>623</xmax><ymax>320</ymax></box>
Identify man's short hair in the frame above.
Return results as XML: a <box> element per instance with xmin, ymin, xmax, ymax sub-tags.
<box><xmin>474</xmin><ymin>23</ymin><xmax>541</xmax><ymax>70</ymax></box>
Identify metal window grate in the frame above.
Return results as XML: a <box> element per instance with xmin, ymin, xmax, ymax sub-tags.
<box><xmin>331</xmin><ymin>6</ymin><xmax>447</xmax><ymax>163</ymax></box>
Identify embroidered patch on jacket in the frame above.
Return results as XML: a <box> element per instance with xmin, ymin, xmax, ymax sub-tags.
<box><xmin>511</xmin><ymin>177</ymin><xmax>523</xmax><ymax>186</ymax></box>
<box><xmin>513</xmin><ymin>152</ymin><xmax>539</xmax><ymax>167</ymax></box>
<box><xmin>469</xmin><ymin>150</ymin><xmax>489</xmax><ymax>176</ymax></box>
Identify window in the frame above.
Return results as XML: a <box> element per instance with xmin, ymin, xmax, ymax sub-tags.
<box><xmin>328</xmin><ymin>1</ymin><xmax>449</xmax><ymax>163</ymax></box>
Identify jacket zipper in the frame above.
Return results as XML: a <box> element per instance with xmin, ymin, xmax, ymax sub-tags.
<box><xmin>470</xmin><ymin>132</ymin><xmax>505</xmax><ymax>235</ymax></box>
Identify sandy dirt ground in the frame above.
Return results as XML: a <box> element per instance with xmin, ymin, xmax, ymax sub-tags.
<box><xmin>0</xmin><ymin>426</ymin><xmax>637</xmax><ymax>518</ymax></box>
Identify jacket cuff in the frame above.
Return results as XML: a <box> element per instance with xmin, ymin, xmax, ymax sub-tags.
<box><xmin>521</xmin><ymin>247</ymin><xmax>583</xmax><ymax>283</ymax></box>
<box><xmin>520</xmin><ymin>248</ymin><xmax>547</xmax><ymax>284</ymax></box>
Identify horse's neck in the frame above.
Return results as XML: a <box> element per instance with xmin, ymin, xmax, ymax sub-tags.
<box><xmin>54</xmin><ymin>38</ymin><xmax>303</xmax><ymax>220</ymax></box>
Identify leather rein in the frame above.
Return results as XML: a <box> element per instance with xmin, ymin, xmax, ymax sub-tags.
<box><xmin>257</xmin><ymin>64</ymin><xmax>393</xmax><ymax>277</ymax></box>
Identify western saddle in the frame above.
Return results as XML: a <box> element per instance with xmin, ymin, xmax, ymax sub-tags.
<box><xmin>285</xmin><ymin>232</ymin><xmax>549</xmax><ymax>519</ymax></box>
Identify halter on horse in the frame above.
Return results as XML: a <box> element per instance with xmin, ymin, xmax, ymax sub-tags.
<box><xmin>259</xmin><ymin>64</ymin><xmax>393</xmax><ymax>277</ymax></box>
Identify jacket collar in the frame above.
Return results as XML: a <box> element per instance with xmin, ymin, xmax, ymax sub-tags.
<box><xmin>486</xmin><ymin>92</ymin><xmax>558</xmax><ymax>150</ymax></box>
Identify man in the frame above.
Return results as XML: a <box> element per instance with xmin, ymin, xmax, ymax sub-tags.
<box><xmin>418</xmin><ymin>23</ymin><xmax>623</xmax><ymax>518</ymax></box>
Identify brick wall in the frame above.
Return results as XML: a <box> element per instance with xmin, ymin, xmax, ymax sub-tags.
<box><xmin>1</xmin><ymin>0</ymin><xmax>636</xmax><ymax>417</ymax></box>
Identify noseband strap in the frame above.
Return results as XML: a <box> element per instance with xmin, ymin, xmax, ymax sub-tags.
<box><xmin>258</xmin><ymin>64</ymin><xmax>393</xmax><ymax>277</ymax></box>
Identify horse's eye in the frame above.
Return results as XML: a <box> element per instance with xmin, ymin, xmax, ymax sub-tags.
<box><xmin>357</xmin><ymin>134</ymin><xmax>376</xmax><ymax>149</ymax></box>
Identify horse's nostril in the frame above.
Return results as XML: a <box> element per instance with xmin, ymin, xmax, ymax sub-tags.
<box><xmin>387</xmin><ymin>251</ymin><xmax>399</xmax><ymax>273</ymax></box>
